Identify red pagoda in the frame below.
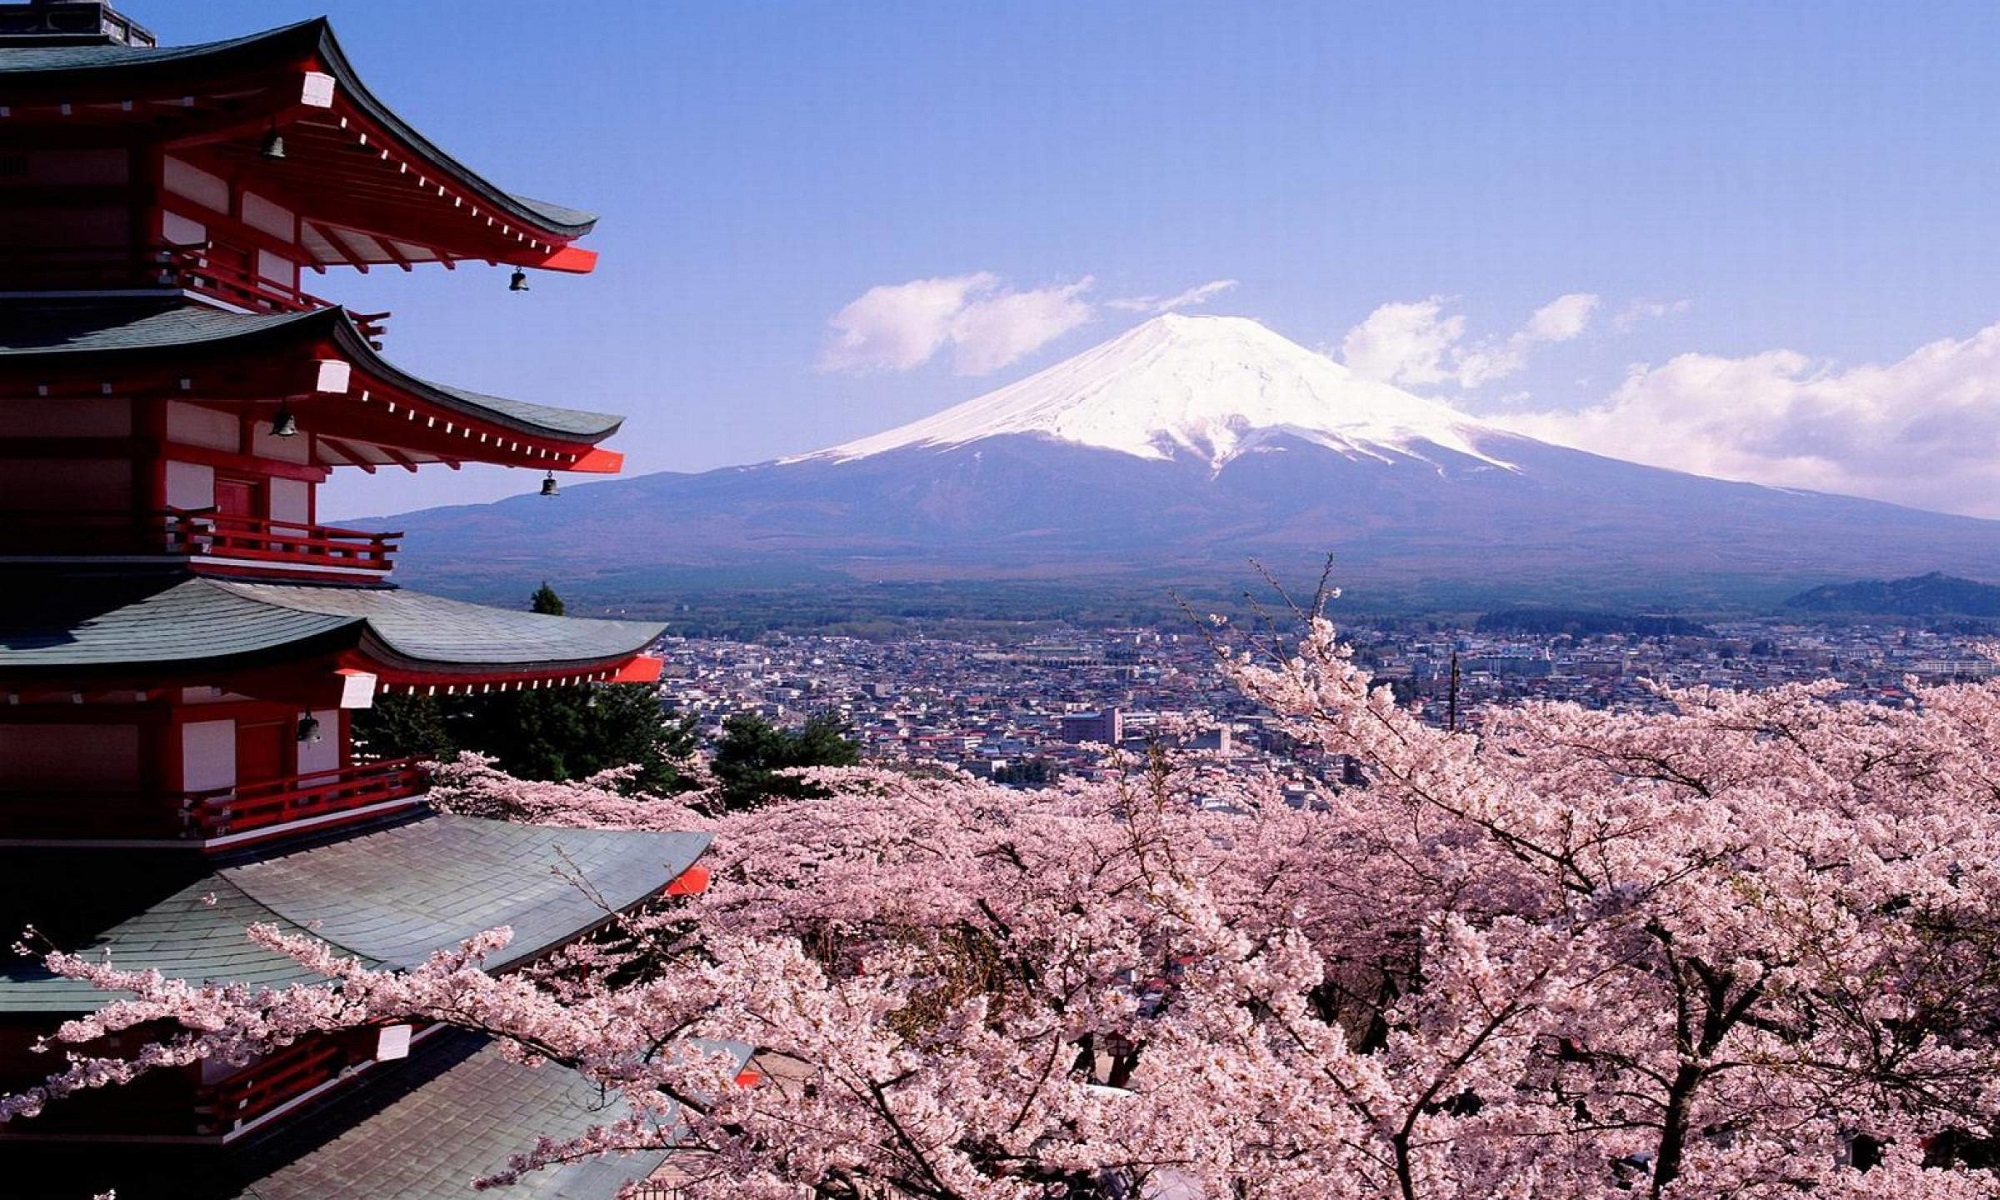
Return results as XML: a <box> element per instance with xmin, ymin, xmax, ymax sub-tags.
<box><xmin>0</xmin><ymin>4</ymin><xmax>709</xmax><ymax>1194</ymax></box>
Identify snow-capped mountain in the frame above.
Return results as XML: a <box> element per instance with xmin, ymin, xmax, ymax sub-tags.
<box><xmin>807</xmin><ymin>314</ymin><xmax>1509</xmax><ymax>470</ymax></box>
<box><xmin>375</xmin><ymin>316</ymin><xmax>2000</xmax><ymax>611</ymax></box>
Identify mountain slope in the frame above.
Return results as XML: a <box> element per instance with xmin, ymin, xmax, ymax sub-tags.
<box><xmin>1783</xmin><ymin>573</ymin><xmax>2000</xmax><ymax>617</ymax></box>
<box><xmin>373</xmin><ymin>315</ymin><xmax>2000</xmax><ymax>611</ymax></box>
<box><xmin>807</xmin><ymin>313</ymin><xmax>1507</xmax><ymax>469</ymax></box>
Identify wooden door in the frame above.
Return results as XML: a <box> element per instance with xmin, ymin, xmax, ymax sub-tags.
<box><xmin>214</xmin><ymin>477</ymin><xmax>256</xmax><ymax>517</ymax></box>
<box><xmin>235</xmin><ymin>720</ymin><xmax>290</xmax><ymax>787</ymax></box>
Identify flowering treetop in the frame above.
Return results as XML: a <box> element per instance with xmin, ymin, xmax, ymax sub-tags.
<box><xmin>9</xmin><ymin>617</ymin><xmax>2000</xmax><ymax>1199</ymax></box>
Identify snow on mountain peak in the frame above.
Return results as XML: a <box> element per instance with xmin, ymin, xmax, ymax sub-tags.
<box><xmin>805</xmin><ymin>313</ymin><xmax>1512</xmax><ymax>469</ymax></box>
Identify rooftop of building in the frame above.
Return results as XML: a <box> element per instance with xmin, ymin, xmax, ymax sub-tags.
<box><xmin>0</xmin><ymin>298</ymin><xmax>627</xmax><ymax>451</ymax></box>
<box><xmin>0</xmin><ymin>568</ymin><xmax>665</xmax><ymax>680</ymax></box>
<box><xmin>0</xmin><ymin>813</ymin><xmax>710</xmax><ymax>1013</ymax></box>
<box><xmin>0</xmin><ymin>10</ymin><xmax>597</xmax><ymax>242</ymax></box>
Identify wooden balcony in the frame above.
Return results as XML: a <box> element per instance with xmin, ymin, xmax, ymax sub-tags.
<box><xmin>0</xmin><ymin>243</ymin><xmax>390</xmax><ymax>339</ymax></box>
<box><xmin>194</xmin><ymin>1036</ymin><xmax>350</xmax><ymax>1137</ymax></box>
<box><xmin>183</xmin><ymin>757</ymin><xmax>428</xmax><ymax>842</ymax></box>
<box><xmin>0</xmin><ymin>758</ymin><xmax>427</xmax><ymax>846</ymax></box>
<box><xmin>164</xmin><ymin>510</ymin><xmax>401</xmax><ymax>575</ymax></box>
<box><xmin>0</xmin><ymin>509</ymin><xmax>402</xmax><ymax>575</ymax></box>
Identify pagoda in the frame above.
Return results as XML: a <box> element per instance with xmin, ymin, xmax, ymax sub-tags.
<box><xmin>0</xmin><ymin>4</ymin><xmax>711</xmax><ymax>1194</ymax></box>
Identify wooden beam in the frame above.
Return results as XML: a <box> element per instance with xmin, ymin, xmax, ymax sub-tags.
<box><xmin>307</xmin><ymin>219</ymin><xmax>369</xmax><ymax>272</ymax></box>
<box><xmin>163</xmin><ymin>441</ymin><xmax>331</xmax><ymax>483</ymax></box>
<box><xmin>316</xmin><ymin>436</ymin><xmax>377</xmax><ymax>474</ymax></box>
<box><xmin>378</xmin><ymin>445</ymin><xmax>421</xmax><ymax>473</ymax></box>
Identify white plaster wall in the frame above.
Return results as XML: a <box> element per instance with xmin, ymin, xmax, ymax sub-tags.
<box><xmin>161</xmin><ymin>210</ymin><xmax>206</xmax><ymax>247</ymax></box>
<box><xmin>296</xmin><ymin>709</ymin><xmax>339</xmax><ymax>778</ymax></box>
<box><xmin>241</xmin><ymin>192</ymin><xmax>294</xmax><ymax>242</ymax></box>
<box><xmin>164</xmin><ymin>459</ymin><xmax>215</xmax><ymax>511</ymax></box>
<box><xmin>182</xmin><ymin>720</ymin><xmax>236</xmax><ymax>792</ymax></box>
<box><xmin>0</xmin><ymin>725</ymin><xmax>139</xmax><ymax>790</ymax></box>
<box><xmin>166</xmin><ymin>401</ymin><xmax>238</xmax><ymax>452</ymax></box>
<box><xmin>249</xmin><ymin>424</ymin><xmax>311</xmax><ymax>464</ymax></box>
<box><xmin>257</xmin><ymin>248</ymin><xmax>292</xmax><ymax>285</ymax></box>
<box><xmin>268</xmin><ymin>476</ymin><xmax>310</xmax><ymax>524</ymax></box>
<box><xmin>162</xmin><ymin>157</ymin><xmax>228</xmax><ymax>213</ymax></box>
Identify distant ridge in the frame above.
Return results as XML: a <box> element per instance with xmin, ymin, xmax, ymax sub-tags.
<box><xmin>373</xmin><ymin>315</ymin><xmax>2000</xmax><ymax>613</ymax></box>
<box><xmin>1783</xmin><ymin>572</ymin><xmax>2000</xmax><ymax>617</ymax></box>
<box><xmin>1474</xmin><ymin>609</ymin><xmax>1715</xmax><ymax>638</ymax></box>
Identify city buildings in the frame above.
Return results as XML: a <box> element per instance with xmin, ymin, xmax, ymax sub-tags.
<box><xmin>0</xmin><ymin>4</ymin><xmax>708</xmax><ymax>1194</ymax></box>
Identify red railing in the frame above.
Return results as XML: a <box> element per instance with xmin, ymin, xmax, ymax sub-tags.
<box><xmin>194</xmin><ymin>1037</ymin><xmax>348</xmax><ymax>1135</ymax></box>
<box><xmin>0</xmin><ymin>243</ymin><xmax>389</xmax><ymax>338</ymax></box>
<box><xmin>163</xmin><ymin>509</ymin><xmax>402</xmax><ymax>573</ymax></box>
<box><xmin>0</xmin><ymin>509</ymin><xmax>401</xmax><ymax>573</ymax></box>
<box><xmin>183</xmin><ymin>757</ymin><xmax>427</xmax><ymax>840</ymax></box>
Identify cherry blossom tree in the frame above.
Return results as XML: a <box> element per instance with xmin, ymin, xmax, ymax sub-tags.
<box><xmin>8</xmin><ymin>617</ymin><xmax>2000</xmax><ymax>1199</ymax></box>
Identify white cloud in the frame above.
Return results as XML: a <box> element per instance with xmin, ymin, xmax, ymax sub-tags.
<box><xmin>1612</xmin><ymin>298</ymin><xmax>1692</xmax><ymax>332</ymax></box>
<box><xmin>1499</xmin><ymin>321</ymin><xmax>2000</xmax><ymax>519</ymax></box>
<box><xmin>820</xmin><ymin>273</ymin><xmax>1096</xmax><ymax>375</ymax></box>
<box><xmin>1108</xmin><ymin>279</ymin><xmax>1239</xmax><ymax>315</ymax></box>
<box><xmin>1339</xmin><ymin>298</ymin><xmax>1466</xmax><ymax>387</ymax></box>
<box><xmin>1339</xmin><ymin>292</ymin><xmax>1600</xmax><ymax>389</ymax></box>
<box><xmin>1524</xmin><ymin>292</ymin><xmax>1600</xmax><ymax>342</ymax></box>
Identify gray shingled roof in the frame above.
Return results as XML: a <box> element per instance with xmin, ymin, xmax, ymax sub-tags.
<box><xmin>0</xmin><ymin>20</ymin><xmax>596</xmax><ymax>237</ymax></box>
<box><xmin>0</xmin><ymin>299</ymin><xmax>318</xmax><ymax>354</ymax></box>
<box><xmin>0</xmin><ymin>815</ymin><xmax>711</xmax><ymax>1013</ymax></box>
<box><xmin>233</xmin><ymin>1032</ymin><xmax>671</xmax><ymax>1200</ymax></box>
<box><xmin>218</xmin><ymin>581</ymin><xmax>665</xmax><ymax>669</ymax></box>
<box><xmin>0</xmin><ymin>570</ymin><xmax>359</xmax><ymax>672</ymax></box>
<box><xmin>0</xmin><ymin>299</ymin><xmax>625</xmax><ymax>441</ymax></box>
<box><xmin>0</xmin><ymin>572</ymin><xmax>662</xmax><ymax>675</ymax></box>
<box><xmin>230</xmin><ymin>1030</ymin><xmax>748</xmax><ymax>1200</ymax></box>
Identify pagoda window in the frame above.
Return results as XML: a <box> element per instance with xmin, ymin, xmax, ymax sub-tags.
<box><xmin>0</xmin><ymin>457</ymin><xmax>132</xmax><ymax>512</ymax></box>
<box><xmin>0</xmin><ymin>725</ymin><xmax>141</xmax><ymax>793</ymax></box>
<box><xmin>0</xmin><ymin>149</ymin><xmax>134</xmax><ymax>272</ymax></box>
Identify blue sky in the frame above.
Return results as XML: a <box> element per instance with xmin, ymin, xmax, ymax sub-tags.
<box><xmin>127</xmin><ymin>2</ymin><xmax>2000</xmax><ymax>519</ymax></box>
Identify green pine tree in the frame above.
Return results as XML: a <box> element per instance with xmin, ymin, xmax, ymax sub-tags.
<box><xmin>355</xmin><ymin>580</ymin><xmax>697</xmax><ymax>793</ymax></box>
<box><xmin>708</xmin><ymin>711</ymin><xmax>860</xmax><ymax>812</ymax></box>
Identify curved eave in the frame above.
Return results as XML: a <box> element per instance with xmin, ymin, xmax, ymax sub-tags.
<box><xmin>0</xmin><ymin>300</ymin><xmax>627</xmax><ymax>459</ymax></box>
<box><xmin>0</xmin><ymin>18</ymin><xmax>596</xmax><ymax>245</ymax></box>
<box><xmin>308</xmin><ymin>20</ymin><xmax>597</xmax><ymax>242</ymax></box>
<box><xmin>0</xmin><ymin>575</ymin><xmax>663</xmax><ymax>689</ymax></box>
<box><xmin>0</xmin><ymin>817</ymin><xmax>711</xmax><ymax>1014</ymax></box>
<box><xmin>214</xmin><ymin>580</ymin><xmax>665</xmax><ymax>685</ymax></box>
<box><xmin>325</xmin><ymin>317</ymin><xmax>625</xmax><ymax>446</ymax></box>
<box><xmin>0</xmin><ymin>570</ymin><xmax>367</xmax><ymax>680</ymax></box>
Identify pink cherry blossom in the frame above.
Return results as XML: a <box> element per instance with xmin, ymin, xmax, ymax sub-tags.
<box><xmin>9</xmin><ymin>615</ymin><xmax>2000</xmax><ymax>1199</ymax></box>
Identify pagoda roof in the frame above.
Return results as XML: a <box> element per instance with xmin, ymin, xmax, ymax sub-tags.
<box><xmin>229</xmin><ymin>1031</ymin><xmax>692</xmax><ymax>1200</ymax></box>
<box><xmin>0</xmin><ymin>18</ymin><xmax>597</xmax><ymax>244</ymax></box>
<box><xmin>0</xmin><ymin>298</ymin><xmax>627</xmax><ymax>451</ymax></box>
<box><xmin>0</xmin><ymin>814</ymin><xmax>710</xmax><ymax>1014</ymax></box>
<box><xmin>0</xmin><ymin>570</ymin><xmax>664</xmax><ymax>682</ymax></box>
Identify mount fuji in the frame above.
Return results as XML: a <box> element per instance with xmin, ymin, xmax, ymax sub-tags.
<box><xmin>377</xmin><ymin>315</ymin><xmax>2000</xmax><ymax>610</ymax></box>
